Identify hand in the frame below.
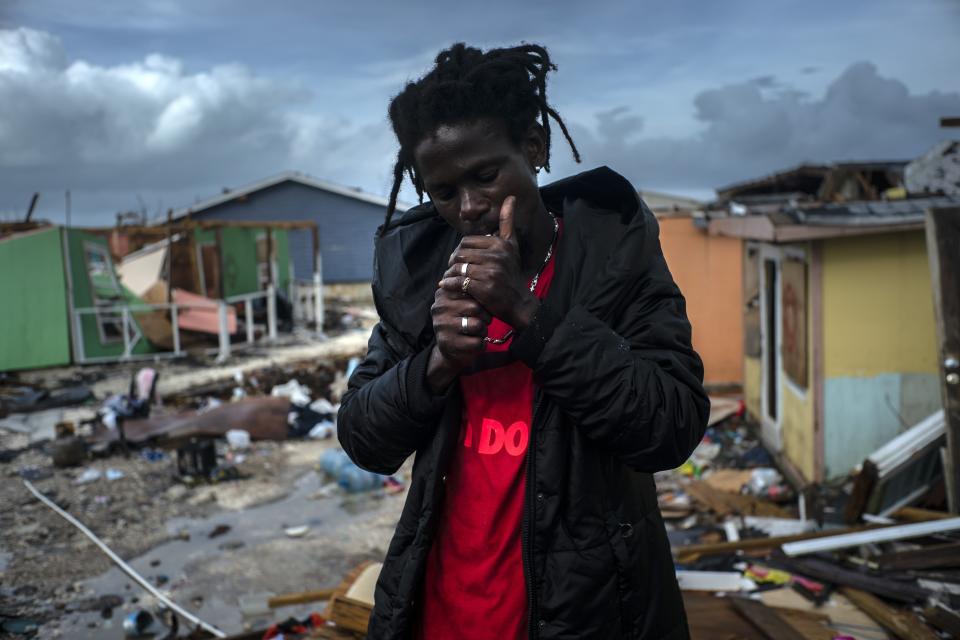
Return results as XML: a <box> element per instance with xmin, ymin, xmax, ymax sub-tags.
<box><xmin>426</xmin><ymin>283</ymin><xmax>492</xmax><ymax>393</ymax></box>
<box><xmin>439</xmin><ymin>196</ymin><xmax>540</xmax><ymax>329</ymax></box>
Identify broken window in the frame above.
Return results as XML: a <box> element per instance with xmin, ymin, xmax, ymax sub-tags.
<box><xmin>84</xmin><ymin>243</ymin><xmax>131</xmax><ymax>343</ymax></box>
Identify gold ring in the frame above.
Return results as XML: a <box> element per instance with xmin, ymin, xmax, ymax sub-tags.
<box><xmin>460</xmin><ymin>262</ymin><xmax>468</xmax><ymax>276</ymax></box>
<box><xmin>461</xmin><ymin>276</ymin><xmax>471</xmax><ymax>293</ymax></box>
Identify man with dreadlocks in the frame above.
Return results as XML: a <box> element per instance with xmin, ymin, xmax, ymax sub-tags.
<box><xmin>337</xmin><ymin>43</ymin><xmax>708</xmax><ymax>639</ymax></box>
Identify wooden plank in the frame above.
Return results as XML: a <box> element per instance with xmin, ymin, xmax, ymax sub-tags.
<box><xmin>893</xmin><ymin>506</ymin><xmax>953</xmax><ymax>522</ymax></box>
<box><xmin>844</xmin><ymin>459</ymin><xmax>879</xmax><ymax>524</ymax></box>
<box><xmin>778</xmin><ymin>557</ymin><xmax>929</xmax><ymax>604</ymax></box>
<box><xmin>682</xmin><ymin>592</ymin><xmax>766</xmax><ymax>640</ymax></box>
<box><xmin>841</xmin><ymin>587</ymin><xmax>939</xmax><ymax>640</ymax></box>
<box><xmin>774</xmin><ymin>608</ymin><xmax>841</xmax><ymax>640</ymax></box>
<box><xmin>685</xmin><ymin>480</ymin><xmax>792</xmax><ymax>518</ymax></box>
<box><xmin>875</xmin><ymin>541</ymin><xmax>960</xmax><ymax>571</ymax></box>
<box><xmin>781</xmin><ymin>258</ymin><xmax>808</xmax><ymax>388</ymax></box>
<box><xmin>730</xmin><ymin>598</ymin><xmax>807</xmax><ymax>640</ymax></box>
<box><xmin>921</xmin><ymin>603</ymin><xmax>960</xmax><ymax>636</ymax></box>
<box><xmin>925</xmin><ymin>206</ymin><xmax>960</xmax><ymax>513</ymax></box>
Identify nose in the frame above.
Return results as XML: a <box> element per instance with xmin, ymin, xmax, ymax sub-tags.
<box><xmin>458</xmin><ymin>188</ymin><xmax>488</xmax><ymax>223</ymax></box>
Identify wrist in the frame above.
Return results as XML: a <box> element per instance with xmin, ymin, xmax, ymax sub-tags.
<box><xmin>426</xmin><ymin>344</ymin><xmax>461</xmax><ymax>394</ymax></box>
<box><xmin>512</xmin><ymin>295</ymin><xmax>541</xmax><ymax>330</ymax></box>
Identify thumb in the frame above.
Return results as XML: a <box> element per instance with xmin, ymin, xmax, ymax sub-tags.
<box><xmin>499</xmin><ymin>196</ymin><xmax>517</xmax><ymax>246</ymax></box>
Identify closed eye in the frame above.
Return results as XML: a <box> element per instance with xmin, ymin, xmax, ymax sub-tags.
<box><xmin>476</xmin><ymin>169</ymin><xmax>498</xmax><ymax>184</ymax></box>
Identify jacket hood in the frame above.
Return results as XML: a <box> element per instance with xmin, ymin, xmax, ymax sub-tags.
<box><xmin>371</xmin><ymin>166</ymin><xmax>646</xmax><ymax>351</ymax></box>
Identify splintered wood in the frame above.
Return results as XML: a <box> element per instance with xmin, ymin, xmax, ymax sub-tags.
<box><xmin>684</xmin><ymin>480</ymin><xmax>791</xmax><ymax>518</ymax></box>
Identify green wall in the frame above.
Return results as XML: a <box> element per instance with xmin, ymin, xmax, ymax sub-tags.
<box><xmin>212</xmin><ymin>227</ymin><xmax>291</xmax><ymax>298</ymax></box>
<box><xmin>65</xmin><ymin>229</ymin><xmax>154</xmax><ymax>360</ymax></box>
<box><xmin>0</xmin><ymin>228</ymin><xmax>71</xmax><ymax>371</ymax></box>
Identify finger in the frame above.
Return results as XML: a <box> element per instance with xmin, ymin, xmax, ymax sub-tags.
<box><xmin>499</xmin><ymin>196</ymin><xmax>517</xmax><ymax>246</ymax></box>
<box><xmin>443</xmin><ymin>262</ymin><xmax>472</xmax><ymax>280</ymax></box>
<box><xmin>452</xmin><ymin>316</ymin><xmax>488</xmax><ymax>338</ymax></box>
<box><xmin>448</xmin><ymin>241</ymin><xmax>498</xmax><ymax>267</ymax></box>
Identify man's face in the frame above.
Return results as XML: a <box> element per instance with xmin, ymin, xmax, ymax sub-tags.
<box><xmin>413</xmin><ymin>118</ymin><xmax>545</xmax><ymax>240</ymax></box>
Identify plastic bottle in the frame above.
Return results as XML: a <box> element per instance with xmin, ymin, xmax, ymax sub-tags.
<box><xmin>319</xmin><ymin>448</ymin><xmax>353</xmax><ymax>477</ymax></box>
<box><xmin>337</xmin><ymin>463</ymin><xmax>386</xmax><ymax>493</ymax></box>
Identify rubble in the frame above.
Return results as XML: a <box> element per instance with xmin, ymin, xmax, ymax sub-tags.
<box><xmin>658</xmin><ymin>394</ymin><xmax>960</xmax><ymax>639</ymax></box>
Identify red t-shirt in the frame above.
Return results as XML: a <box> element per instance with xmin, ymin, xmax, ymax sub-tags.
<box><xmin>418</xmin><ymin>232</ymin><xmax>559</xmax><ymax>640</ymax></box>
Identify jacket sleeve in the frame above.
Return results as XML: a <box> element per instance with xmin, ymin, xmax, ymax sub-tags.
<box><xmin>337</xmin><ymin>323</ymin><xmax>448</xmax><ymax>475</ymax></box>
<box><xmin>509</xmin><ymin>216</ymin><xmax>710</xmax><ymax>473</ymax></box>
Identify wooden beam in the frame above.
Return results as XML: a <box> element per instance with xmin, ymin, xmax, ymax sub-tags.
<box><xmin>841</xmin><ymin>587</ymin><xmax>939</xmax><ymax>640</ymax></box>
<box><xmin>922</xmin><ymin>603</ymin><xmax>960</xmax><ymax>636</ymax></box>
<box><xmin>941</xmin><ymin>117</ymin><xmax>960</xmax><ymax>128</ymax></box>
<box><xmin>777</xmin><ymin>557</ymin><xmax>929</xmax><ymax>603</ymax></box>
<box><xmin>924</xmin><ymin>206</ymin><xmax>960</xmax><ymax>512</ymax></box>
<box><xmin>893</xmin><ymin>506</ymin><xmax>954</xmax><ymax>522</ymax></box>
<box><xmin>875</xmin><ymin>541</ymin><xmax>960</xmax><ymax>571</ymax></box>
<box><xmin>730</xmin><ymin>598</ymin><xmax>808</xmax><ymax>640</ymax></box>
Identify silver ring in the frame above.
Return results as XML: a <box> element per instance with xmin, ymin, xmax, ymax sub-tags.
<box><xmin>461</xmin><ymin>276</ymin><xmax>471</xmax><ymax>293</ymax></box>
<box><xmin>460</xmin><ymin>262</ymin><xmax>468</xmax><ymax>276</ymax></box>
<box><xmin>460</xmin><ymin>317</ymin><xmax>469</xmax><ymax>334</ymax></box>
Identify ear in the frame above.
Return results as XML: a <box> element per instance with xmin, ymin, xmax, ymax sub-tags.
<box><xmin>522</xmin><ymin>123</ymin><xmax>548</xmax><ymax>172</ymax></box>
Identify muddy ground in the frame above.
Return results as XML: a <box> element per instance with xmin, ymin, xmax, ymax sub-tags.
<box><xmin>1</xmin><ymin>429</ymin><xmax>407</xmax><ymax>638</ymax></box>
<box><xmin>0</xmin><ymin>327</ymin><xmax>409</xmax><ymax>639</ymax></box>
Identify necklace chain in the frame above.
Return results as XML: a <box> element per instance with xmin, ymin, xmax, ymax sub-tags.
<box><xmin>484</xmin><ymin>210</ymin><xmax>559</xmax><ymax>345</ymax></box>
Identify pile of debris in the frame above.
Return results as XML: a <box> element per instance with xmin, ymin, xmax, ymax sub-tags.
<box><xmin>661</xmin><ymin>397</ymin><xmax>960</xmax><ymax>639</ymax></box>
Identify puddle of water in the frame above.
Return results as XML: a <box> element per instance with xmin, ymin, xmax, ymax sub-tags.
<box><xmin>46</xmin><ymin>469</ymin><xmax>403</xmax><ymax>639</ymax></box>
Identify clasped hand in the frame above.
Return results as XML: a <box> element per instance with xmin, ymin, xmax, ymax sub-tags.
<box><xmin>429</xmin><ymin>196</ymin><xmax>540</xmax><ymax>372</ymax></box>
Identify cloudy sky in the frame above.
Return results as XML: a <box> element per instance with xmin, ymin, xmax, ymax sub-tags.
<box><xmin>1</xmin><ymin>0</ymin><xmax>958</xmax><ymax>225</ymax></box>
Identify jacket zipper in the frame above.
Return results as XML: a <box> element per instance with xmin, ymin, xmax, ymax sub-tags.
<box><xmin>524</xmin><ymin>391</ymin><xmax>543</xmax><ymax>639</ymax></box>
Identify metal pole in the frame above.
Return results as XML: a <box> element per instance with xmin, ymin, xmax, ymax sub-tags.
<box><xmin>267</xmin><ymin>285</ymin><xmax>277</xmax><ymax>340</ymax></box>
<box><xmin>121</xmin><ymin>308</ymin><xmax>131</xmax><ymax>357</ymax></box>
<box><xmin>171</xmin><ymin>304</ymin><xmax>181</xmax><ymax>355</ymax></box>
<box><xmin>22</xmin><ymin>480</ymin><xmax>226</xmax><ymax>638</ymax></box>
<box><xmin>218</xmin><ymin>301</ymin><xmax>231</xmax><ymax>360</ymax></box>
<box><xmin>245</xmin><ymin>298</ymin><xmax>254</xmax><ymax>344</ymax></box>
<box><xmin>313</xmin><ymin>226</ymin><xmax>324</xmax><ymax>336</ymax></box>
<box><xmin>313</xmin><ymin>271</ymin><xmax>324</xmax><ymax>336</ymax></box>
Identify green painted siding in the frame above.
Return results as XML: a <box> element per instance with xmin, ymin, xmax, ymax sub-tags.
<box><xmin>219</xmin><ymin>227</ymin><xmax>260</xmax><ymax>297</ymax></box>
<box><xmin>0</xmin><ymin>228</ymin><xmax>71</xmax><ymax>371</ymax></box>
<box><xmin>65</xmin><ymin>229</ymin><xmax>154</xmax><ymax>360</ymax></box>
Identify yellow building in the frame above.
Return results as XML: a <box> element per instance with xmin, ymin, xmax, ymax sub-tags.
<box><xmin>710</xmin><ymin>197</ymin><xmax>953</xmax><ymax>483</ymax></box>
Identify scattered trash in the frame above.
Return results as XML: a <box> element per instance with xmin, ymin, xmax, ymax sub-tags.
<box><xmin>105</xmin><ymin>468</ymin><xmax>125</xmax><ymax>481</ymax></box>
<box><xmin>139</xmin><ymin>448</ymin><xmax>167</xmax><ymax>462</ymax></box>
<box><xmin>271</xmin><ymin>379</ymin><xmax>312</xmax><ymax>406</ymax></box>
<box><xmin>225</xmin><ymin>429</ymin><xmax>251</xmax><ymax>450</ymax></box>
<box><xmin>309</xmin><ymin>397</ymin><xmax>336</xmax><ymax>415</ymax></box>
<box><xmin>122</xmin><ymin>609</ymin><xmax>155</xmax><ymax>637</ymax></box>
<box><xmin>320</xmin><ymin>448</ymin><xmax>353</xmax><ymax>477</ymax></box>
<box><xmin>307</xmin><ymin>420</ymin><xmax>335</xmax><ymax>439</ymax></box>
<box><xmin>51</xmin><ymin>436</ymin><xmax>87</xmax><ymax>468</ymax></box>
<box><xmin>75</xmin><ymin>468</ymin><xmax>102</xmax><ymax>484</ymax></box>
<box><xmin>208</xmin><ymin>524</ymin><xmax>231</xmax><ymax>539</ymax></box>
<box><xmin>338</xmin><ymin>462</ymin><xmax>387</xmax><ymax>493</ymax></box>
<box><xmin>17</xmin><ymin>466</ymin><xmax>53</xmax><ymax>481</ymax></box>
<box><xmin>285</xmin><ymin>525</ymin><xmax>310</xmax><ymax>538</ymax></box>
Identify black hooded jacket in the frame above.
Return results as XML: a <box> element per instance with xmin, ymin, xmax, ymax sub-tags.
<box><xmin>337</xmin><ymin>167</ymin><xmax>710</xmax><ymax>639</ymax></box>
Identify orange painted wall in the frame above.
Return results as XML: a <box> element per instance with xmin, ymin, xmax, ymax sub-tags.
<box><xmin>657</xmin><ymin>216</ymin><xmax>743</xmax><ymax>386</ymax></box>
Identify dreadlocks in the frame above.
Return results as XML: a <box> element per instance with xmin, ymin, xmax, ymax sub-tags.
<box><xmin>383</xmin><ymin>43</ymin><xmax>581</xmax><ymax>232</ymax></box>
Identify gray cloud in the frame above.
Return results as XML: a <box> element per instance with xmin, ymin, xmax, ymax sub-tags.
<box><xmin>552</xmin><ymin>61</ymin><xmax>960</xmax><ymax>194</ymax></box>
<box><xmin>2</xmin><ymin>25</ymin><xmax>958</xmax><ymax>224</ymax></box>
<box><xmin>0</xmin><ymin>27</ymin><xmax>399</xmax><ymax>223</ymax></box>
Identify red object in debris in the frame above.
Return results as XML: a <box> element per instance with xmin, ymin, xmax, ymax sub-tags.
<box><xmin>262</xmin><ymin>612</ymin><xmax>326</xmax><ymax>639</ymax></box>
<box><xmin>173</xmin><ymin>288</ymin><xmax>236</xmax><ymax>334</ymax></box>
